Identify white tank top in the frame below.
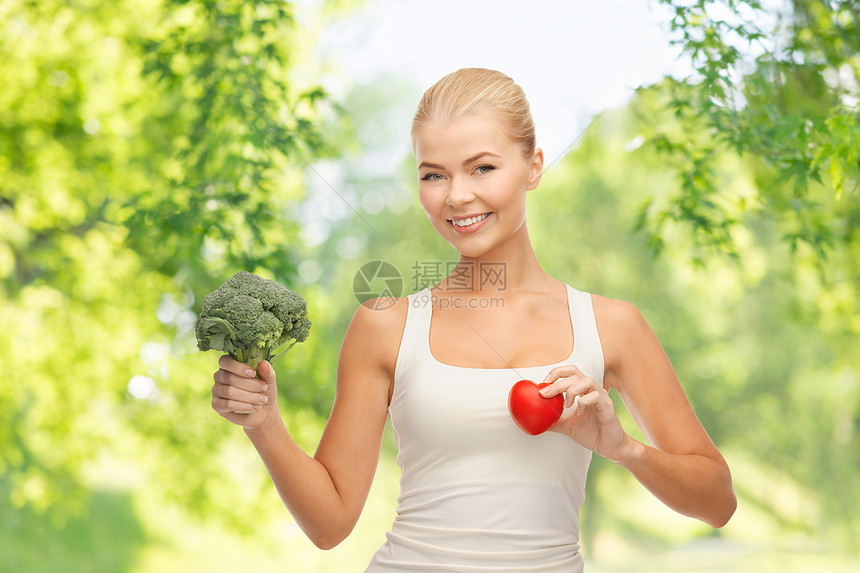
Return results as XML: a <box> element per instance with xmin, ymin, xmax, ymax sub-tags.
<box><xmin>365</xmin><ymin>284</ymin><xmax>605</xmax><ymax>572</ymax></box>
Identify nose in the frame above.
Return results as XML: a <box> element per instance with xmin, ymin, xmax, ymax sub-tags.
<box><xmin>446</xmin><ymin>176</ymin><xmax>476</xmax><ymax>208</ymax></box>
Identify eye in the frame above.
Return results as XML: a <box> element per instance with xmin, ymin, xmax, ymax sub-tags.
<box><xmin>420</xmin><ymin>172</ymin><xmax>444</xmax><ymax>181</ymax></box>
<box><xmin>475</xmin><ymin>165</ymin><xmax>495</xmax><ymax>174</ymax></box>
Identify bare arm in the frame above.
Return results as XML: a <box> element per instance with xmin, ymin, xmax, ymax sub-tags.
<box><xmin>542</xmin><ymin>296</ymin><xmax>736</xmax><ymax>528</ymax></box>
<box><xmin>212</xmin><ymin>297</ymin><xmax>404</xmax><ymax>548</ymax></box>
<box><xmin>601</xmin><ymin>297</ymin><xmax>736</xmax><ymax>527</ymax></box>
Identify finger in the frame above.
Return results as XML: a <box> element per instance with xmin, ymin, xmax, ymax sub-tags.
<box><xmin>566</xmin><ymin>389</ymin><xmax>578</xmax><ymax>409</ymax></box>
<box><xmin>540</xmin><ymin>370</ymin><xmax>590</xmax><ymax>399</ymax></box>
<box><xmin>214</xmin><ymin>370</ymin><xmax>267</xmax><ymax>394</ymax></box>
<box><xmin>218</xmin><ymin>354</ymin><xmax>257</xmax><ymax>378</ymax></box>
<box><xmin>574</xmin><ymin>387</ymin><xmax>615</xmax><ymax>420</ymax></box>
<box><xmin>212</xmin><ymin>396</ymin><xmax>263</xmax><ymax>415</ymax></box>
<box><xmin>562</xmin><ymin>383</ymin><xmax>589</xmax><ymax>408</ymax></box>
<box><xmin>212</xmin><ymin>383</ymin><xmax>269</xmax><ymax>407</ymax></box>
<box><xmin>542</xmin><ymin>364</ymin><xmax>584</xmax><ymax>384</ymax></box>
<box><xmin>256</xmin><ymin>360</ymin><xmax>276</xmax><ymax>385</ymax></box>
<box><xmin>555</xmin><ymin>376</ymin><xmax>602</xmax><ymax>407</ymax></box>
<box><xmin>539</xmin><ymin>378</ymin><xmax>571</xmax><ymax>399</ymax></box>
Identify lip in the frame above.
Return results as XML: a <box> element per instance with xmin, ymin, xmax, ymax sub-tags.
<box><xmin>448</xmin><ymin>212</ymin><xmax>492</xmax><ymax>222</ymax></box>
<box><xmin>448</xmin><ymin>212</ymin><xmax>493</xmax><ymax>234</ymax></box>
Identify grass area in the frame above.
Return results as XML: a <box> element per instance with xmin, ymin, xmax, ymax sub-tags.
<box><xmin>0</xmin><ymin>483</ymin><xmax>146</xmax><ymax>573</ymax></box>
<box><xmin>586</xmin><ymin>543</ymin><xmax>859</xmax><ymax>573</ymax></box>
<box><xmin>127</xmin><ymin>438</ymin><xmax>401</xmax><ymax>573</ymax></box>
<box><xmin>582</xmin><ymin>446</ymin><xmax>859</xmax><ymax>572</ymax></box>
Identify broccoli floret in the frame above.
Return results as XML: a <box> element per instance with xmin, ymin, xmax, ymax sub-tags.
<box><xmin>195</xmin><ymin>271</ymin><xmax>311</xmax><ymax>371</ymax></box>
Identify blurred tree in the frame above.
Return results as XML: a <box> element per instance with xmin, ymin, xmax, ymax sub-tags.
<box><xmin>631</xmin><ymin>5</ymin><xmax>859</xmax><ymax>549</ymax></box>
<box><xmin>128</xmin><ymin>0</ymin><xmax>340</xmax><ymax>282</ymax></box>
<box><xmin>0</xmin><ymin>0</ymin><xmax>350</xmax><ymax>531</ymax></box>
<box><xmin>642</xmin><ymin>0</ymin><xmax>859</xmax><ymax>262</ymax></box>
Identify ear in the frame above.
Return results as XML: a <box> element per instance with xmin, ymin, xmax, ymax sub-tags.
<box><xmin>526</xmin><ymin>147</ymin><xmax>544</xmax><ymax>190</ymax></box>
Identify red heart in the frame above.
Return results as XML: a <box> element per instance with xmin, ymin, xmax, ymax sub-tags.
<box><xmin>508</xmin><ymin>380</ymin><xmax>564</xmax><ymax>436</ymax></box>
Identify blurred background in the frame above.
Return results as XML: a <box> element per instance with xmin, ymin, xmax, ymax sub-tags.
<box><xmin>1</xmin><ymin>0</ymin><xmax>858</xmax><ymax>571</ymax></box>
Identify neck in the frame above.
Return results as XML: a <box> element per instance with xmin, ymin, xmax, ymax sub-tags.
<box><xmin>439</xmin><ymin>221</ymin><xmax>554</xmax><ymax>295</ymax></box>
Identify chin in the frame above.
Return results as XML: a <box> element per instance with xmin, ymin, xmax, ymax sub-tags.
<box><xmin>439</xmin><ymin>230</ymin><xmax>496</xmax><ymax>258</ymax></box>
<box><xmin>446</xmin><ymin>241</ymin><xmax>492</xmax><ymax>259</ymax></box>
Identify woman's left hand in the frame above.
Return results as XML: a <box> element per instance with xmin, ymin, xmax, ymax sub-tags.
<box><xmin>540</xmin><ymin>364</ymin><xmax>632</xmax><ymax>463</ymax></box>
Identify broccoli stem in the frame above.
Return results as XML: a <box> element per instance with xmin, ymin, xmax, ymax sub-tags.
<box><xmin>234</xmin><ymin>345</ymin><xmax>268</xmax><ymax>374</ymax></box>
<box><xmin>268</xmin><ymin>339</ymin><xmax>299</xmax><ymax>363</ymax></box>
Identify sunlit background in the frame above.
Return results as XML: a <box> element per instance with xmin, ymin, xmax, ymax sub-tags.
<box><xmin>2</xmin><ymin>0</ymin><xmax>859</xmax><ymax>571</ymax></box>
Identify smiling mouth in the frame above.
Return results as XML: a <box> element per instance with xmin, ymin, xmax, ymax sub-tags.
<box><xmin>448</xmin><ymin>212</ymin><xmax>492</xmax><ymax>227</ymax></box>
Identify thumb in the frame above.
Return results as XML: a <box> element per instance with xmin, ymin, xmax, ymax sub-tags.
<box><xmin>257</xmin><ymin>360</ymin><xmax>276</xmax><ymax>383</ymax></box>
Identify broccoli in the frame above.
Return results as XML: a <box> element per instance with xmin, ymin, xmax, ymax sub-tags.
<box><xmin>195</xmin><ymin>271</ymin><xmax>311</xmax><ymax>371</ymax></box>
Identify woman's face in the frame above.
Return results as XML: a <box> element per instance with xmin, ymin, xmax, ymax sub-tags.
<box><xmin>414</xmin><ymin>114</ymin><xmax>543</xmax><ymax>258</ymax></box>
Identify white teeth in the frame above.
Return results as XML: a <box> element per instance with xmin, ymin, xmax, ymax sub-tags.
<box><xmin>450</xmin><ymin>213</ymin><xmax>490</xmax><ymax>227</ymax></box>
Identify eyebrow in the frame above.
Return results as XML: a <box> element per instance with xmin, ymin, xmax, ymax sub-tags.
<box><xmin>418</xmin><ymin>151</ymin><xmax>501</xmax><ymax>171</ymax></box>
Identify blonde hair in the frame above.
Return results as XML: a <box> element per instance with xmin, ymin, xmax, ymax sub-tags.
<box><xmin>410</xmin><ymin>68</ymin><xmax>536</xmax><ymax>159</ymax></box>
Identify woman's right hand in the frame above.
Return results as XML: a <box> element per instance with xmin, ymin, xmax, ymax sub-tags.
<box><xmin>212</xmin><ymin>355</ymin><xmax>279</xmax><ymax>429</ymax></box>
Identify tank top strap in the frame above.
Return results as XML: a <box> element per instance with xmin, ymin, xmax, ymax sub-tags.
<box><xmin>393</xmin><ymin>288</ymin><xmax>433</xmax><ymax>385</ymax></box>
<box><xmin>567</xmin><ymin>285</ymin><xmax>606</xmax><ymax>387</ymax></box>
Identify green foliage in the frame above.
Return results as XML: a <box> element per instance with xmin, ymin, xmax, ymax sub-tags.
<box><xmin>196</xmin><ymin>270</ymin><xmax>311</xmax><ymax>369</ymax></box>
<box><xmin>126</xmin><ymin>0</ymin><xmax>343</xmax><ymax>281</ymax></box>
<box><xmin>629</xmin><ymin>13</ymin><xmax>860</xmax><ymax>547</ymax></box>
<box><xmin>0</xmin><ymin>0</ymin><xmax>339</xmax><ymax>531</ymax></box>
<box><xmin>647</xmin><ymin>0</ymin><xmax>860</xmax><ymax>259</ymax></box>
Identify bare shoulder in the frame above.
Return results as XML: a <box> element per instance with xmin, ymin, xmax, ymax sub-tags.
<box><xmin>351</xmin><ymin>296</ymin><xmax>410</xmax><ymax>331</ymax></box>
<box><xmin>591</xmin><ymin>294</ymin><xmax>648</xmax><ymax>334</ymax></box>
<box><xmin>590</xmin><ymin>294</ymin><xmax>655</xmax><ymax>388</ymax></box>
<box><xmin>341</xmin><ymin>296</ymin><xmax>411</xmax><ymax>395</ymax></box>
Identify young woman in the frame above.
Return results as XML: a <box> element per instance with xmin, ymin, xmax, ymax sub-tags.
<box><xmin>210</xmin><ymin>68</ymin><xmax>737</xmax><ymax>572</ymax></box>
